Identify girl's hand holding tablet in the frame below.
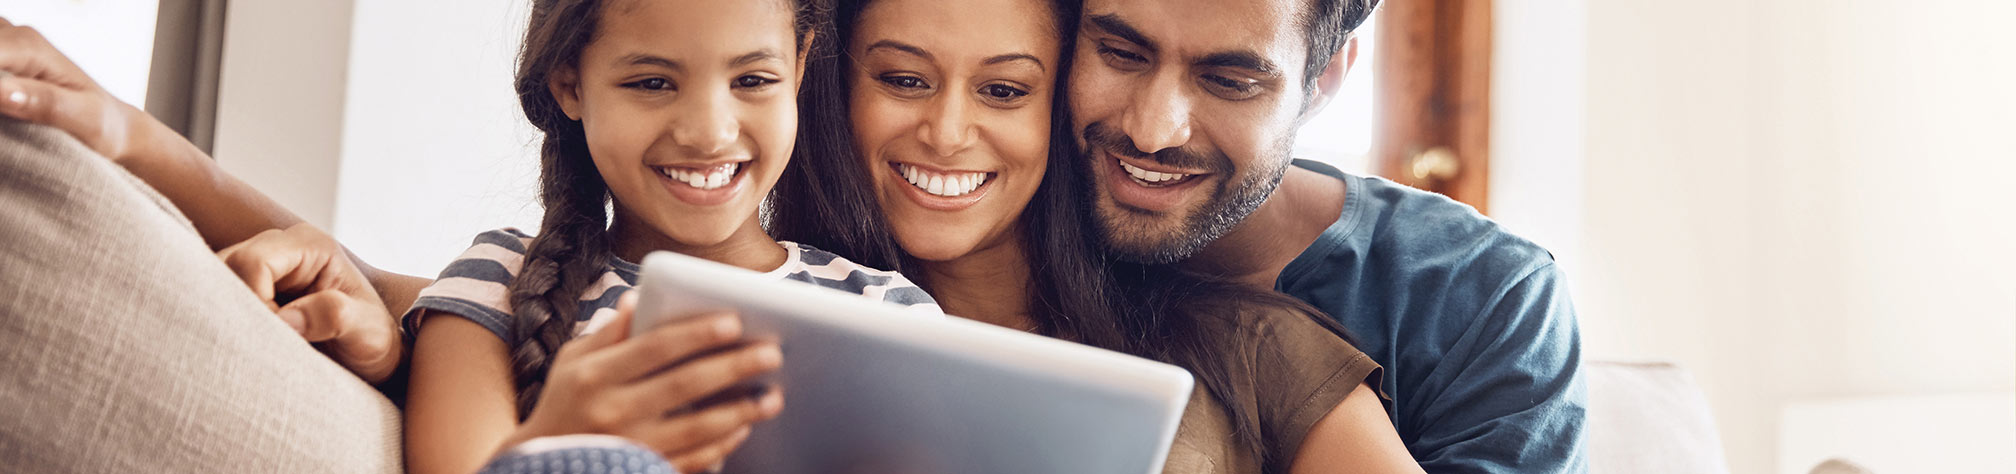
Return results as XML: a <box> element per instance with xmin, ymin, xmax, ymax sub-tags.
<box><xmin>502</xmin><ymin>293</ymin><xmax>785</xmax><ymax>473</ymax></box>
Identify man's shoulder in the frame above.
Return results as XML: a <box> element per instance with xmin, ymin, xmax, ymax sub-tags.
<box><xmin>1290</xmin><ymin>172</ymin><xmax>1557</xmax><ymax>294</ymax></box>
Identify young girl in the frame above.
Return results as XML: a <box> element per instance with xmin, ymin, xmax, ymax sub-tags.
<box><xmin>401</xmin><ymin>1</ymin><xmax>933</xmax><ymax>473</ymax></box>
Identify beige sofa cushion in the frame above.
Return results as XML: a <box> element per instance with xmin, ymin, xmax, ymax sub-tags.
<box><xmin>0</xmin><ymin>119</ymin><xmax>401</xmax><ymax>473</ymax></box>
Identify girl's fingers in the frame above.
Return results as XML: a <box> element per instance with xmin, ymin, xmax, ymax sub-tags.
<box><xmin>583</xmin><ymin>311</ymin><xmax>745</xmax><ymax>384</ymax></box>
<box><xmin>662</xmin><ymin>426</ymin><xmax>753</xmax><ymax>474</ymax></box>
<box><xmin>622</xmin><ymin>341</ymin><xmax>781</xmax><ymax>412</ymax></box>
<box><xmin>637</xmin><ymin>388</ymin><xmax>779</xmax><ymax>462</ymax></box>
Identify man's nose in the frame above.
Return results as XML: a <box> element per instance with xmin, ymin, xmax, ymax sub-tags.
<box><xmin>1120</xmin><ymin>70</ymin><xmax>1193</xmax><ymax>155</ymax></box>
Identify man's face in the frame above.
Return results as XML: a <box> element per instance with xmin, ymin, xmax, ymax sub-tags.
<box><xmin>1069</xmin><ymin>0</ymin><xmax>1317</xmax><ymax>263</ymax></box>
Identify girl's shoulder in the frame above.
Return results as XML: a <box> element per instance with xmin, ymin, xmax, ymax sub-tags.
<box><xmin>773</xmin><ymin>241</ymin><xmax>939</xmax><ymax>311</ymax></box>
<box><xmin>402</xmin><ymin>227</ymin><xmax>635</xmax><ymax>344</ymax></box>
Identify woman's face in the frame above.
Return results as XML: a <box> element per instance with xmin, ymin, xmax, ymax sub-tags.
<box><xmin>849</xmin><ymin>0</ymin><xmax>1060</xmax><ymax>262</ymax></box>
<box><xmin>555</xmin><ymin>0</ymin><xmax>802</xmax><ymax>247</ymax></box>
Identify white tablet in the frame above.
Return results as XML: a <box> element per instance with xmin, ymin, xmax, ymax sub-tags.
<box><xmin>631</xmin><ymin>251</ymin><xmax>1193</xmax><ymax>474</ymax></box>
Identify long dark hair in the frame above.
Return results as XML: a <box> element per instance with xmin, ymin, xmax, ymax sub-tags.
<box><xmin>507</xmin><ymin>0</ymin><xmax>821</xmax><ymax>419</ymax></box>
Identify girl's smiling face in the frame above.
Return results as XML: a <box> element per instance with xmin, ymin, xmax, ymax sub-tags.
<box><xmin>552</xmin><ymin>0</ymin><xmax>803</xmax><ymax>249</ymax></box>
<box><xmin>848</xmin><ymin>0</ymin><xmax>1061</xmax><ymax>262</ymax></box>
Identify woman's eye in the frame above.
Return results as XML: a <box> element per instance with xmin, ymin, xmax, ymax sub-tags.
<box><xmin>879</xmin><ymin>75</ymin><xmax>929</xmax><ymax>90</ymax></box>
<box><xmin>735</xmin><ymin>75</ymin><xmax>779</xmax><ymax>89</ymax></box>
<box><xmin>980</xmin><ymin>84</ymin><xmax>1029</xmax><ymax>101</ymax></box>
<box><xmin>624</xmin><ymin>78</ymin><xmax>672</xmax><ymax>91</ymax></box>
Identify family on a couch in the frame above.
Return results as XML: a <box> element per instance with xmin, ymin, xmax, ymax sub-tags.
<box><xmin>0</xmin><ymin>0</ymin><xmax>1583</xmax><ymax>472</ymax></box>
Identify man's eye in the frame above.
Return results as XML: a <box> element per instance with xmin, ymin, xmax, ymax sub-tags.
<box><xmin>1200</xmin><ymin>74</ymin><xmax>1261</xmax><ymax>100</ymax></box>
<box><xmin>624</xmin><ymin>78</ymin><xmax>672</xmax><ymax>91</ymax></box>
<box><xmin>980</xmin><ymin>84</ymin><xmax>1028</xmax><ymax>101</ymax></box>
<box><xmin>735</xmin><ymin>75</ymin><xmax>779</xmax><ymax>89</ymax></box>
<box><xmin>1096</xmin><ymin>42</ymin><xmax>1147</xmax><ymax>65</ymax></box>
<box><xmin>880</xmin><ymin>75</ymin><xmax>929</xmax><ymax>90</ymax></box>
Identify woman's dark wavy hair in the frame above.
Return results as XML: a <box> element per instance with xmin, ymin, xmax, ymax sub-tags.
<box><xmin>768</xmin><ymin>0</ymin><xmax>1360</xmax><ymax>466</ymax></box>
<box><xmin>506</xmin><ymin>0</ymin><xmax>821</xmax><ymax>419</ymax></box>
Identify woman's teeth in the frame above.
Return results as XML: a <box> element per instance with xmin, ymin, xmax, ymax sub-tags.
<box><xmin>1119</xmin><ymin>160</ymin><xmax>1192</xmax><ymax>185</ymax></box>
<box><xmin>899</xmin><ymin>163</ymin><xmax>989</xmax><ymax>197</ymax></box>
<box><xmin>660</xmin><ymin>163</ymin><xmax>739</xmax><ymax>190</ymax></box>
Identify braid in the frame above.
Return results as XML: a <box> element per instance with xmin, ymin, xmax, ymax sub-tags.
<box><xmin>506</xmin><ymin>129</ymin><xmax>612</xmax><ymax>419</ymax></box>
<box><xmin>506</xmin><ymin>0</ymin><xmax>610</xmax><ymax>420</ymax></box>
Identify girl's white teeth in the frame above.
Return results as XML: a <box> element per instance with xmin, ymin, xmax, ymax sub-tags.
<box><xmin>898</xmin><ymin>163</ymin><xmax>989</xmax><ymax>197</ymax></box>
<box><xmin>1119</xmin><ymin>160</ymin><xmax>1191</xmax><ymax>184</ymax></box>
<box><xmin>660</xmin><ymin>163</ymin><xmax>739</xmax><ymax>190</ymax></box>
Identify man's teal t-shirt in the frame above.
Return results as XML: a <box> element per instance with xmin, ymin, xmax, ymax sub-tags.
<box><xmin>1277</xmin><ymin>160</ymin><xmax>1587</xmax><ymax>473</ymax></box>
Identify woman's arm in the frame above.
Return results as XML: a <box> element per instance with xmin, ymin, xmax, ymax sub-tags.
<box><xmin>1289</xmin><ymin>383</ymin><xmax>1426</xmax><ymax>474</ymax></box>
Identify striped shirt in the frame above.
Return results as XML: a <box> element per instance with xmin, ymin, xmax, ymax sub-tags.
<box><xmin>402</xmin><ymin>228</ymin><xmax>939</xmax><ymax>346</ymax></box>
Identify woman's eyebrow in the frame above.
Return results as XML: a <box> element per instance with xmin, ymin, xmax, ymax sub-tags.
<box><xmin>864</xmin><ymin>40</ymin><xmax>933</xmax><ymax>61</ymax></box>
<box><xmin>983</xmin><ymin>53</ymin><xmax>1045</xmax><ymax>72</ymax></box>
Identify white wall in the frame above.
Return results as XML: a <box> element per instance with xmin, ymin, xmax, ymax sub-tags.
<box><xmin>331</xmin><ymin>0</ymin><xmax>542</xmax><ymax>277</ymax></box>
<box><xmin>1522</xmin><ymin>1</ymin><xmax>2016</xmax><ymax>473</ymax></box>
<box><xmin>210</xmin><ymin>0</ymin><xmax>355</xmax><ymax>229</ymax></box>
<box><xmin>2</xmin><ymin>0</ymin><xmax>158</xmax><ymax>106</ymax></box>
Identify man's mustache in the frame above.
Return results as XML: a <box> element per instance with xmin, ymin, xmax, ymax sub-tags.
<box><xmin>1081</xmin><ymin>122</ymin><xmax>1232</xmax><ymax>174</ymax></box>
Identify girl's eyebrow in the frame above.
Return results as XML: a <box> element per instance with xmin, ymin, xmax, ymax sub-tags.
<box><xmin>615</xmin><ymin>49</ymin><xmax>782</xmax><ymax>71</ymax></box>
<box><xmin>618</xmin><ymin>53</ymin><xmax>682</xmax><ymax>72</ymax></box>
<box><xmin>731</xmin><ymin>49</ymin><xmax>784</xmax><ymax>67</ymax></box>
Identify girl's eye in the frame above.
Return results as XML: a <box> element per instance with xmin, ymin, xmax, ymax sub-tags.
<box><xmin>735</xmin><ymin>75</ymin><xmax>780</xmax><ymax>89</ymax></box>
<box><xmin>980</xmin><ymin>84</ymin><xmax>1029</xmax><ymax>101</ymax></box>
<box><xmin>624</xmin><ymin>78</ymin><xmax>673</xmax><ymax>91</ymax></box>
<box><xmin>879</xmin><ymin>75</ymin><xmax>929</xmax><ymax>90</ymax></box>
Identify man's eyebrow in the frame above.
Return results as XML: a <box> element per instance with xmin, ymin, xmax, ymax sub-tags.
<box><xmin>982</xmin><ymin>53</ymin><xmax>1046</xmax><ymax>71</ymax></box>
<box><xmin>617</xmin><ymin>53</ymin><xmax>682</xmax><ymax>71</ymax></box>
<box><xmin>731</xmin><ymin>49</ymin><xmax>784</xmax><ymax>68</ymax></box>
<box><xmin>1195</xmin><ymin>51</ymin><xmax>1282</xmax><ymax>78</ymax></box>
<box><xmin>863</xmin><ymin>40</ymin><xmax>934</xmax><ymax>61</ymax></box>
<box><xmin>1086</xmin><ymin>14</ymin><xmax>1156</xmax><ymax>52</ymax></box>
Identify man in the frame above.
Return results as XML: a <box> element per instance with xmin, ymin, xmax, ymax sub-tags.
<box><xmin>1067</xmin><ymin>0</ymin><xmax>1585</xmax><ymax>472</ymax></box>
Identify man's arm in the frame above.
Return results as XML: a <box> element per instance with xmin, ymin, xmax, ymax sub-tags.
<box><xmin>1411</xmin><ymin>263</ymin><xmax>1587</xmax><ymax>473</ymax></box>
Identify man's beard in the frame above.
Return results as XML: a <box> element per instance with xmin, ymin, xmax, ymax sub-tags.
<box><xmin>1079</xmin><ymin>122</ymin><xmax>1288</xmax><ymax>264</ymax></box>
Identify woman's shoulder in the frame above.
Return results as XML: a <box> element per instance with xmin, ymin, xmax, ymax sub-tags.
<box><xmin>775</xmin><ymin>241</ymin><xmax>939</xmax><ymax>310</ymax></box>
<box><xmin>1198</xmin><ymin>294</ymin><xmax>1383</xmax><ymax>472</ymax></box>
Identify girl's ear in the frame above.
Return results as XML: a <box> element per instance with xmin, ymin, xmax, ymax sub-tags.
<box><xmin>548</xmin><ymin>66</ymin><xmax>584</xmax><ymax>121</ymax></box>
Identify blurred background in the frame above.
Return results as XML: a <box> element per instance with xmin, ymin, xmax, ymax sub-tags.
<box><xmin>9</xmin><ymin>0</ymin><xmax>2013</xmax><ymax>473</ymax></box>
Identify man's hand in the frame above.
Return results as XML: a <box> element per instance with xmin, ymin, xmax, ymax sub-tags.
<box><xmin>0</xmin><ymin>17</ymin><xmax>171</xmax><ymax>165</ymax></box>
<box><xmin>218</xmin><ymin>224</ymin><xmax>405</xmax><ymax>384</ymax></box>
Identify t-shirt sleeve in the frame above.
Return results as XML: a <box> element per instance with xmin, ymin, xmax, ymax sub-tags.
<box><xmin>1408</xmin><ymin>263</ymin><xmax>1587</xmax><ymax>473</ymax></box>
<box><xmin>1248</xmin><ymin>307</ymin><xmax>1383</xmax><ymax>470</ymax></box>
<box><xmin>400</xmin><ymin>229</ymin><xmax>531</xmax><ymax>345</ymax></box>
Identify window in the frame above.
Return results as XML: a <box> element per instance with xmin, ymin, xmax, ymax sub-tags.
<box><xmin>1293</xmin><ymin>20</ymin><xmax>1377</xmax><ymax>174</ymax></box>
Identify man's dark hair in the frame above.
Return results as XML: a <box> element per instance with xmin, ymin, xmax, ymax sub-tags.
<box><xmin>1301</xmin><ymin>0</ymin><xmax>1380</xmax><ymax>88</ymax></box>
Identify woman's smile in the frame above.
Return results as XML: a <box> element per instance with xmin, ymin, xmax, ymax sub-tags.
<box><xmin>886</xmin><ymin>160</ymin><xmax>998</xmax><ymax>211</ymax></box>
